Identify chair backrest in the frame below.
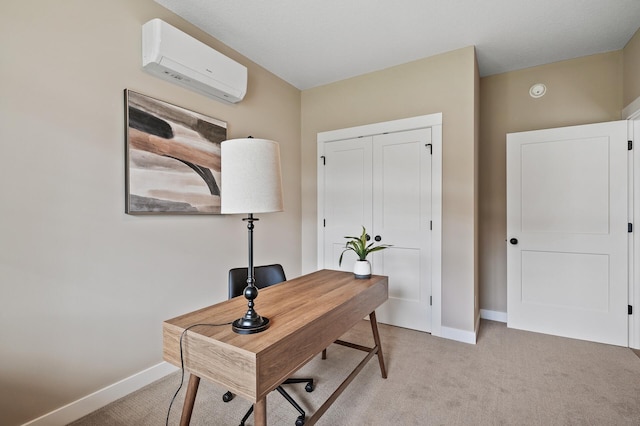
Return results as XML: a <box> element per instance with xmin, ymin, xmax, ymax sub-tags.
<box><xmin>228</xmin><ymin>264</ymin><xmax>287</xmax><ymax>299</ymax></box>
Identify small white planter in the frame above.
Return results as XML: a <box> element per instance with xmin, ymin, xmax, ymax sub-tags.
<box><xmin>353</xmin><ymin>260</ymin><xmax>371</xmax><ymax>279</ymax></box>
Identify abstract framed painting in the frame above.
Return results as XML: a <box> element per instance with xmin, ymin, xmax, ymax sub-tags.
<box><xmin>124</xmin><ymin>90</ymin><xmax>227</xmax><ymax>214</ymax></box>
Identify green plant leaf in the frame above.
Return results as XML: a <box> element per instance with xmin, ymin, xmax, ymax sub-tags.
<box><xmin>338</xmin><ymin>226</ymin><xmax>392</xmax><ymax>266</ymax></box>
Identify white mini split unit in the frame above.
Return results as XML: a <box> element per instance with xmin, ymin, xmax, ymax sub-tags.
<box><xmin>142</xmin><ymin>18</ymin><xmax>247</xmax><ymax>104</ymax></box>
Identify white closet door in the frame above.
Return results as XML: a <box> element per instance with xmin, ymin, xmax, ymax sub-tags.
<box><xmin>372</xmin><ymin>129</ymin><xmax>433</xmax><ymax>332</ymax></box>
<box><xmin>318</xmin><ymin>114</ymin><xmax>442</xmax><ymax>335</ymax></box>
<box><xmin>321</xmin><ymin>137</ymin><xmax>373</xmax><ymax>271</ymax></box>
<box><xmin>507</xmin><ymin>121</ymin><xmax>629</xmax><ymax>346</ymax></box>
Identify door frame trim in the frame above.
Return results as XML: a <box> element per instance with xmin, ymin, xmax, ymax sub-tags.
<box><xmin>624</xmin><ymin>96</ymin><xmax>640</xmax><ymax>349</ymax></box>
<box><xmin>317</xmin><ymin>113</ymin><xmax>443</xmax><ymax>337</ymax></box>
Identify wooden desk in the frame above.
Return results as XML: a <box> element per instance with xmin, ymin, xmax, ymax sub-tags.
<box><xmin>163</xmin><ymin>269</ymin><xmax>388</xmax><ymax>426</ymax></box>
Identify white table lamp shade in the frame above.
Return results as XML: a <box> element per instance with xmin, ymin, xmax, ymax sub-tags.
<box><xmin>221</xmin><ymin>138</ymin><xmax>284</xmax><ymax>214</ymax></box>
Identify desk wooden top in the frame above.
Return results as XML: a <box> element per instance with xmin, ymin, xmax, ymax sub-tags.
<box><xmin>163</xmin><ymin>269</ymin><xmax>388</xmax><ymax>401</ymax></box>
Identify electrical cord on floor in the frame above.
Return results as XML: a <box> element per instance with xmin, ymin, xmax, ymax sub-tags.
<box><xmin>165</xmin><ymin>321</ymin><xmax>233</xmax><ymax>426</ymax></box>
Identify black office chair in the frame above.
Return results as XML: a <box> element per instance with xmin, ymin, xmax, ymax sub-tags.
<box><xmin>223</xmin><ymin>264</ymin><xmax>314</xmax><ymax>426</ymax></box>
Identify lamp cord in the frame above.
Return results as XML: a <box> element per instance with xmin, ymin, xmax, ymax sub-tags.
<box><xmin>165</xmin><ymin>321</ymin><xmax>233</xmax><ymax>426</ymax></box>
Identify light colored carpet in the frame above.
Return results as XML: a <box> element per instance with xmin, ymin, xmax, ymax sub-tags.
<box><xmin>70</xmin><ymin>320</ymin><xmax>640</xmax><ymax>425</ymax></box>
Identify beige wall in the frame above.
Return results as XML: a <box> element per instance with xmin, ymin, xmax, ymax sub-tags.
<box><xmin>301</xmin><ymin>47</ymin><xmax>478</xmax><ymax>333</ymax></box>
<box><xmin>624</xmin><ymin>28</ymin><xmax>640</xmax><ymax>107</ymax></box>
<box><xmin>478</xmin><ymin>51</ymin><xmax>623</xmax><ymax>314</ymax></box>
<box><xmin>0</xmin><ymin>1</ymin><xmax>301</xmax><ymax>424</ymax></box>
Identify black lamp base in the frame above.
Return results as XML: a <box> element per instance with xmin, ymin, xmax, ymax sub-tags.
<box><xmin>232</xmin><ymin>316</ymin><xmax>270</xmax><ymax>334</ymax></box>
<box><xmin>232</xmin><ymin>213</ymin><xmax>270</xmax><ymax>335</ymax></box>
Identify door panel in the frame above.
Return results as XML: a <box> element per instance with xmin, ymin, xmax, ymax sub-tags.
<box><xmin>520</xmin><ymin>137</ymin><xmax>610</xmax><ymax>234</ymax></box>
<box><xmin>322</xmin><ymin>137</ymin><xmax>372</xmax><ymax>271</ymax></box>
<box><xmin>372</xmin><ymin>129</ymin><xmax>432</xmax><ymax>332</ymax></box>
<box><xmin>383</xmin><ymin>247</ymin><xmax>422</xmax><ymax>300</ymax></box>
<box><xmin>507</xmin><ymin>121</ymin><xmax>628</xmax><ymax>346</ymax></box>
<box><xmin>521</xmin><ymin>251</ymin><xmax>609</xmax><ymax>311</ymax></box>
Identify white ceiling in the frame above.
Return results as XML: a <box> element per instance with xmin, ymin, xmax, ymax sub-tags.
<box><xmin>155</xmin><ymin>0</ymin><xmax>640</xmax><ymax>90</ymax></box>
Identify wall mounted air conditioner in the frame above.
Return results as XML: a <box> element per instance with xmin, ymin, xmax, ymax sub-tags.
<box><xmin>142</xmin><ymin>19</ymin><xmax>247</xmax><ymax>104</ymax></box>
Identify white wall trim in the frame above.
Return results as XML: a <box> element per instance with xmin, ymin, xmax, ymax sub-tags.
<box><xmin>622</xmin><ymin>95</ymin><xmax>640</xmax><ymax>120</ymax></box>
<box><xmin>480</xmin><ymin>309</ymin><xmax>508</xmax><ymax>323</ymax></box>
<box><xmin>22</xmin><ymin>362</ymin><xmax>178</xmax><ymax>426</ymax></box>
<box><xmin>631</xmin><ymin>113</ymin><xmax>640</xmax><ymax>350</ymax></box>
<box><xmin>441</xmin><ymin>325</ymin><xmax>477</xmax><ymax>344</ymax></box>
<box><xmin>317</xmin><ymin>113</ymin><xmax>443</xmax><ymax>143</ymax></box>
<box><xmin>621</xmin><ymin>96</ymin><xmax>640</xmax><ymax>350</ymax></box>
<box><xmin>430</xmin><ymin>123</ymin><xmax>443</xmax><ymax>338</ymax></box>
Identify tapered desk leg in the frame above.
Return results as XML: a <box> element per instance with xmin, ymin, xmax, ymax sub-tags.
<box><xmin>369</xmin><ymin>311</ymin><xmax>387</xmax><ymax>378</ymax></box>
<box><xmin>179</xmin><ymin>374</ymin><xmax>201</xmax><ymax>426</ymax></box>
<box><xmin>254</xmin><ymin>397</ymin><xmax>267</xmax><ymax>426</ymax></box>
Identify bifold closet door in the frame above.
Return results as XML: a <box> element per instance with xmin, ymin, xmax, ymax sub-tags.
<box><xmin>320</xmin><ymin>128</ymin><xmax>433</xmax><ymax>332</ymax></box>
<box><xmin>321</xmin><ymin>136</ymin><xmax>373</xmax><ymax>271</ymax></box>
<box><xmin>370</xmin><ymin>129</ymin><xmax>433</xmax><ymax>332</ymax></box>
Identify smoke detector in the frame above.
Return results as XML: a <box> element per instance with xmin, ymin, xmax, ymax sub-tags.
<box><xmin>529</xmin><ymin>83</ymin><xmax>546</xmax><ymax>98</ymax></box>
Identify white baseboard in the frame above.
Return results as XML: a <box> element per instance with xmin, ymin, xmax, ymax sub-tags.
<box><xmin>480</xmin><ymin>309</ymin><xmax>507</xmax><ymax>323</ymax></box>
<box><xmin>438</xmin><ymin>311</ymin><xmax>507</xmax><ymax>345</ymax></box>
<box><xmin>440</xmin><ymin>325</ymin><xmax>477</xmax><ymax>344</ymax></box>
<box><xmin>22</xmin><ymin>362</ymin><xmax>178</xmax><ymax>426</ymax></box>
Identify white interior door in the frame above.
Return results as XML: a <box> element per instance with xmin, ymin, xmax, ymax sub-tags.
<box><xmin>507</xmin><ymin>121</ymin><xmax>629</xmax><ymax>346</ymax></box>
<box><xmin>371</xmin><ymin>129</ymin><xmax>432</xmax><ymax>332</ymax></box>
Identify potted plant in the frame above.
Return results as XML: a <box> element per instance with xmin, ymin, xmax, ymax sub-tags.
<box><xmin>338</xmin><ymin>226</ymin><xmax>392</xmax><ymax>278</ymax></box>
